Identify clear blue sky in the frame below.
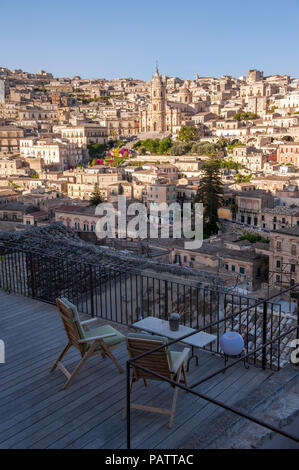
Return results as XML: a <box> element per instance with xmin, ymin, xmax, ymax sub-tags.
<box><xmin>1</xmin><ymin>0</ymin><xmax>298</xmax><ymax>80</ymax></box>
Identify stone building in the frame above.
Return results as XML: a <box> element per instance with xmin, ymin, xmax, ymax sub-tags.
<box><xmin>54</xmin><ymin>123</ymin><xmax>108</xmax><ymax>151</ymax></box>
<box><xmin>0</xmin><ymin>158</ymin><xmax>28</xmax><ymax>176</ymax></box>
<box><xmin>55</xmin><ymin>204</ymin><xmax>98</xmax><ymax>233</ymax></box>
<box><xmin>139</xmin><ymin>65</ymin><xmax>183</xmax><ymax>133</ymax></box>
<box><xmin>236</xmin><ymin>190</ymin><xmax>274</xmax><ymax>226</ymax></box>
<box><xmin>170</xmin><ymin>235</ymin><xmax>268</xmax><ymax>291</ymax></box>
<box><xmin>20</xmin><ymin>137</ymin><xmax>83</xmax><ymax>170</ymax></box>
<box><xmin>269</xmin><ymin>226</ymin><xmax>299</xmax><ymax>287</ymax></box>
<box><xmin>0</xmin><ymin>126</ymin><xmax>24</xmax><ymax>154</ymax></box>
<box><xmin>277</xmin><ymin>143</ymin><xmax>299</xmax><ymax>166</ymax></box>
<box><xmin>261</xmin><ymin>207</ymin><xmax>299</xmax><ymax>231</ymax></box>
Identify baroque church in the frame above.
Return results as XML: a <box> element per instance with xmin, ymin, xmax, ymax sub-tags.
<box><xmin>139</xmin><ymin>65</ymin><xmax>194</xmax><ymax>133</ymax></box>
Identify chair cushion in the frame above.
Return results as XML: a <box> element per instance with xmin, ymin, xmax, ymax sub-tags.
<box><xmin>127</xmin><ymin>332</ymin><xmax>169</xmax><ymax>343</ymax></box>
<box><xmin>167</xmin><ymin>350</ymin><xmax>188</xmax><ymax>372</ymax></box>
<box><xmin>59</xmin><ymin>297</ymin><xmax>85</xmax><ymax>339</ymax></box>
<box><xmin>85</xmin><ymin>324</ymin><xmax>125</xmax><ymax>351</ymax></box>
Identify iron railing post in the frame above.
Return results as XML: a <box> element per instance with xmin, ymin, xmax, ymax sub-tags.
<box><xmin>126</xmin><ymin>361</ymin><xmax>131</xmax><ymax>450</ymax></box>
<box><xmin>262</xmin><ymin>301</ymin><xmax>267</xmax><ymax>370</ymax></box>
<box><xmin>139</xmin><ymin>274</ymin><xmax>143</xmax><ymax>320</ymax></box>
<box><xmin>89</xmin><ymin>264</ymin><xmax>95</xmax><ymax>317</ymax></box>
<box><xmin>297</xmin><ymin>296</ymin><xmax>299</xmax><ymax>341</ymax></box>
<box><xmin>164</xmin><ymin>280</ymin><xmax>168</xmax><ymax>320</ymax></box>
<box><xmin>28</xmin><ymin>252</ymin><xmax>36</xmax><ymax>298</ymax></box>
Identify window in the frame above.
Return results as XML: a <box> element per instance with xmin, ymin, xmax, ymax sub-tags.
<box><xmin>276</xmin><ymin>260</ymin><xmax>281</xmax><ymax>268</ymax></box>
<box><xmin>291</xmin><ymin>279</ymin><xmax>295</xmax><ymax>286</ymax></box>
<box><xmin>277</xmin><ymin>241</ymin><xmax>281</xmax><ymax>250</ymax></box>
<box><xmin>291</xmin><ymin>245</ymin><xmax>297</xmax><ymax>255</ymax></box>
<box><xmin>276</xmin><ymin>274</ymin><xmax>280</xmax><ymax>283</ymax></box>
<box><xmin>83</xmin><ymin>224</ymin><xmax>89</xmax><ymax>232</ymax></box>
<box><xmin>240</xmin><ymin>267</ymin><xmax>245</xmax><ymax>274</ymax></box>
<box><xmin>241</xmin><ymin>215</ymin><xmax>245</xmax><ymax>223</ymax></box>
<box><xmin>224</xmin><ymin>264</ymin><xmax>228</xmax><ymax>270</ymax></box>
<box><xmin>75</xmin><ymin>222</ymin><xmax>80</xmax><ymax>230</ymax></box>
<box><xmin>231</xmin><ymin>265</ymin><xmax>235</xmax><ymax>272</ymax></box>
<box><xmin>291</xmin><ymin>264</ymin><xmax>296</xmax><ymax>273</ymax></box>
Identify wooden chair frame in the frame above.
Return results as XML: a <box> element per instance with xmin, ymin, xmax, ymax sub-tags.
<box><xmin>50</xmin><ymin>298</ymin><xmax>124</xmax><ymax>389</ymax></box>
<box><xmin>123</xmin><ymin>335</ymin><xmax>190</xmax><ymax>428</ymax></box>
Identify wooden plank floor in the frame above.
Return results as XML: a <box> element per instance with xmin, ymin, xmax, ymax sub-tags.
<box><xmin>0</xmin><ymin>290</ymin><xmax>274</xmax><ymax>449</ymax></box>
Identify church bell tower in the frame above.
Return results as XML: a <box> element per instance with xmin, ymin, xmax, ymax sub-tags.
<box><xmin>150</xmin><ymin>64</ymin><xmax>166</xmax><ymax>132</ymax></box>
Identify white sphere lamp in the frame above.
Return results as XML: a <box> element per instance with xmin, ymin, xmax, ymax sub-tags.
<box><xmin>220</xmin><ymin>331</ymin><xmax>244</xmax><ymax>356</ymax></box>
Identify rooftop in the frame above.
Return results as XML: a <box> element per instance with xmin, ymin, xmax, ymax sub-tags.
<box><xmin>272</xmin><ymin>225</ymin><xmax>299</xmax><ymax>236</ymax></box>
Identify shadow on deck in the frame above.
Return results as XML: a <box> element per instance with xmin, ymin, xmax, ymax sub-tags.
<box><xmin>0</xmin><ymin>290</ymin><xmax>274</xmax><ymax>449</ymax></box>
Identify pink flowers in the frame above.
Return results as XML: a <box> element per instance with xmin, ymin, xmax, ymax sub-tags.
<box><xmin>108</xmin><ymin>147</ymin><xmax>130</xmax><ymax>158</ymax></box>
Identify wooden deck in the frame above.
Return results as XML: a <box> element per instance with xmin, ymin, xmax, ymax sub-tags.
<box><xmin>0</xmin><ymin>290</ymin><xmax>274</xmax><ymax>449</ymax></box>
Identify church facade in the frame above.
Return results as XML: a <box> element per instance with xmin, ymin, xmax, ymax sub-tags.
<box><xmin>139</xmin><ymin>66</ymin><xmax>183</xmax><ymax>133</ymax></box>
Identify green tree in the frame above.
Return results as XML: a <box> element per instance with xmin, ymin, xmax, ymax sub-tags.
<box><xmin>235</xmin><ymin>173</ymin><xmax>252</xmax><ymax>183</ymax></box>
<box><xmin>158</xmin><ymin>136</ymin><xmax>172</xmax><ymax>154</ymax></box>
<box><xmin>88</xmin><ymin>143</ymin><xmax>108</xmax><ymax>158</ymax></box>
<box><xmin>240</xmin><ymin>233</ymin><xmax>269</xmax><ymax>244</ymax></box>
<box><xmin>89</xmin><ymin>184</ymin><xmax>103</xmax><ymax>206</ymax></box>
<box><xmin>216</xmin><ymin>137</ymin><xmax>228</xmax><ymax>149</ymax></box>
<box><xmin>191</xmin><ymin>141</ymin><xmax>218</xmax><ymax>156</ymax></box>
<box><xmin>169</xmin><ymin>142</ymin><xmax>191</xmax><ymax>156</ymax></box>
<box><xmin>177</xmin><ymin>125</ymin><xmax>197</xmax><ymax>143</ymax></box>
<box><xmin>234</xmin><ymin>112</ymin><xmax>259</xmax><ymax>121</ymax></box>
<box><xmin>194</xmin><ymin>161</ymin><xmax>223</xmax><ymax>237</ymax></box>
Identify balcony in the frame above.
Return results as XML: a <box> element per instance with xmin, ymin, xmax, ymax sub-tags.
<box><xmin>0</xmin><ymin>290</ymin><xmax>285</xmax><ymax>449</ymax></box>
<box><xmin>0</xmin><ymin>243</ymin><xmax>298</xmax><ymax>449</ymax></box>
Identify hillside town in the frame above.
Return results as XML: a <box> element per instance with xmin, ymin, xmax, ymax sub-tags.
<box><xmin>0</xmin><ymin>64</ymin><xmax>299</xmax><ymax>301</ymax></box>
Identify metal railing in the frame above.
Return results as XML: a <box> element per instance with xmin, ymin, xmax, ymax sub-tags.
<box><xmin>0</xmin><ymin>240</ymin><xmax>298</xmax><ymax>448</ymax></box>
<box><xmin>126</xmin><ymin>284</ymin><xmax>299</xmax><ymax>448</ymax></box>
<box><xmin>0</xmin><ymin>241</ymin><xmax>298</xmax><ymax>371</ymax></box>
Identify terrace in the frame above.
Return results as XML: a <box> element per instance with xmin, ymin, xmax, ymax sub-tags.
<box><xmin>0</xmin><ymin>229</ymin><xmax>298</xmax><ymax>449</ymax></box>
<box><xmin>0</xmin><ymin>291</ymin><xmax>282</xmax><ymax>449</ymax></box>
